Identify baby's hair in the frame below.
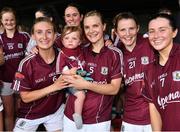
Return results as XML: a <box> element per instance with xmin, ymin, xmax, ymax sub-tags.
<box><xmin>61</xmin><ymin>25</ymin><xmax>82</xmax><ymax>40</ymax></box>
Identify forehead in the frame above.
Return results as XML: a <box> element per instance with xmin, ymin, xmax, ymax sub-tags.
<box><xmin>64</xmin><ymin>31</ymin><xmax>80</xmax><ymax>36</ymax></box>
<box><xmin>65</xmin><ymin>6</ymin><xmax>79</xmax><ymax>15</ymax></box>
<box><xmin>34</xmin><ymin>21</ymin><xmax>53</xmax><ymax>30</ymax></box>
<box><xmin>2</xmin><ymin>12</ymin><xmax>15</xmax><ymax>18</ymax></box>
<box><xmin>149</xmin><ymin>17</ymin><xmax>170</xmax><ymax>29</ymax></box>
<box><xmin>117</xmin><ymin>18</ymin><xmax>137</xmax><ymax>27</ymax></box>
<box><xmin>84</xmin><ymin>15</ymin><xmax>101</xmax><ymax>25</ymax></box>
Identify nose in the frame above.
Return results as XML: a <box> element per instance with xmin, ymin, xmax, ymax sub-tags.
<box><xmin>153</xmin><ymin>31</ymin><xmax>159</xmax><ymax>38</ymax></box>
<box><xmin>43</xmin><ymin>32</ymin><xmax>48</xmax><ymax>39</ymax></box>
<box><xmin>125</xmin><ymin>29</ymin><xmax>130</xmax><ymax>35</ymax></box>
<box><xmin>69</xmin><ymin>15</ymin><xmax>74</xmax><ymax>21</ymax></box>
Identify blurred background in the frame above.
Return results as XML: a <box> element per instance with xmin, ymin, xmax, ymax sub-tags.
<box><xmin>0</xmin><ymin>0</ymin><xmax>179</xmax><ymax>34</ymax></box>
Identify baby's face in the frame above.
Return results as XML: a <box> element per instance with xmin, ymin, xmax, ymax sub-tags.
<box><xmin>62</xmin><ymin>31</ymin><xmax>81</xmax><ymax>49</ymax></box>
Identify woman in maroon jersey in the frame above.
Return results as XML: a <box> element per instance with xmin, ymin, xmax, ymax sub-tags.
<box><xmin>63</xmin><ymin>10</ymin><xmax>123</xmax><ymax>132</ymax></box>
<box><xmin>26</xmin><ymin>5</ymin><xmax>62</xmax><ymax>54</ymax></box>
<box><xmin>0</xmin><ymin>46</ymin><xmax>4</xmax><ymax>131</ymax></box>
<box><xmin>113</xmin><ymin>12</ymin><xmax>154</xmax><ymax>131</ymax></box>
<box><xmin>12</xmin><ymin>17</ymin><xmax>68</xmax><ymax>132</ymax></box>
<box><xmin>143</xmin><ymin>13</ymin><xmax>180</xmax><ymax>131</ymax></box>
<box><xmin>0</xmin><ymin>7</ymin><xmax>30</xmax><ymax>131</ymax></box>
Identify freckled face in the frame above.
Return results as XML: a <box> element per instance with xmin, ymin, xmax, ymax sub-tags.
<box><xmin>83</xmin><ymin>15</ymin><xmax>105</xmax><ymax>44</ymax></box>
<box><xmin>148</xmin><ymin>17</ymin><xmax>177</xmax><ymax>51</ymax></box>
<box><xmin>1</xmin><ymin>12</ymin><xmax>16</xmax><ymax>31</ymax></box>
<box><xmin>32</xmin><ymin>21</ymin><xmax>56</xmax><ymax>50</ymax></box>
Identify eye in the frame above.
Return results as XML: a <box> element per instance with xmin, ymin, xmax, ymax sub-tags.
<box><xmin>84</xmin><ymin>26</ymin><xmax>89</xmax><ymax>30</ymax></box>
<box><xmin>36</xmin><ymin>30</ymin><xmax>42</xmax><ymax>34</ymax></box>
<box><xmin>72</xmin><ymin>37</ymin><xmax>78</xmax><ymax>40</ymax></box>
<box><xmin>148</xmin><ymin>30</ymin><xmax>154</xmax><ymax>34</ymax></box>
<box><xmin>65</xmin><ymin>14</ymin><xmax>70</xmax><ymax>18</ymax></box>
<box><xmin>47</xmin><ymin>31</ymin><xmax>53</xmax><ymax>34</ymax></box>
<box><xmin>129</xmin><ymin>27</ymin><xmax>136</xmax><ymax>31</ymax></box>
<box><xmin>72</xmin><ymin>13</ymin><xmax>78</xmax><ymax>17</ymax></box>
<box><xmin>64</xmin><ymin>36</ymin><xmax>69</xmax><ymax>40</ymax></box>
<box><xmin>120</xmin><ymin>28</ymin><xmax>126</xmax><ymax>32</ymax></box>
<box><xmin>159</xmin><ymin>28</ymin><xmax>166</xmax><ymax>32</ymax></box>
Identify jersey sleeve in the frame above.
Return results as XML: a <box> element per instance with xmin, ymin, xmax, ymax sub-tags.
<box><xmin>21</xmin><ymin>31</ymin><xmax>31</xmax><ymax>48</ymax></box>
<box><xmin>12</xmin><ymin>58</ymin><xmax>32</xmax><ymax>92</ymax></box>
<box><xmin>56</xmin><ymin>51</ymin><xmax>66</xmax><ymax>74</ymax></box>
<box><xmin>0</xmin><ymin>34</ymin><xmax>3</xmax><ymax>47</ymax></box>
<box><xmin>142</xmin><ymin>65</ymin><xmax>154</xmax><ymax>103</ymax></box>
<box><xmin>110</xmin><ymin>47</ymin><xmax>123</xmax><ymax>80</ymax></box>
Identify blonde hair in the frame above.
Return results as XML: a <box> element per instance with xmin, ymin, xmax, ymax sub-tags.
<box><xmin>31</xmin><ymin>17</ymin><xmax>56</xmax><ymax>34</ymax></box>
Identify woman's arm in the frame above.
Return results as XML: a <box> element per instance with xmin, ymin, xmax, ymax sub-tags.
<box><xmin>149</xmin><ymin>103</ymin><xmax>162</xmax><ymax>131</ymax></box>
<box><xmin>0</xmin><ymin>47</ymin><xmax>4</xmax><ymax>66</ymax></box>
<box><xmin>20</xmin><ymin>76</ymin><xmax>68</xmax><ymax>103</ymax></box>
<box><xmin>64</xmin><ymin>75</ymin><xmax>122</xmax><ymax>95</ymax></box>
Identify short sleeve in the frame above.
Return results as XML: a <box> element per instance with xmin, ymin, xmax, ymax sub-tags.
<box><xmin>12</xmin><ymin>59</ymin><xmax>32</xmax><ymax>92</ymax></box>
<box><xmin>110</xmin><ymin>47</ymin><xmax>123</xmax><ymax>79</ymax></box>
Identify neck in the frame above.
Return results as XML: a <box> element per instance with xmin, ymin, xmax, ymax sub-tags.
<box><xmin>39</xmin><ymin>47</ymin><xmax>55</xmax><ymax>64</ymax></box>
<box><xmin>159</xmin><ymin>43</ymin><xmax>173</xmax><ymax>66</ymax></box>
<box><xmin>92</xmin><ymin>39</ymin><xmax>104</xmax><ymax>53</ymax></box>
<box><xmin>125</xmin><ymin>43</ymin><xmax>136</xmax><ymax>52</ymax></box>
<box><xmin>5</xmin><ymin>29</ymin><xmax>16</xmax><ymax>38</ymax></box>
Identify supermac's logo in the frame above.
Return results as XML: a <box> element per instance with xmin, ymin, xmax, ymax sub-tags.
<box><xmin>172</xmin><ymin>71</ymin><xmax>180</xmax><ymax>81</ymax></box>
<box><xmin>101</xmin><ymin>67</ymin><xmax>108</xmax><ymax>75</ymax></box>
<box><xmin>141</xmin><ymin>56</ymin><xmax>149</xmax><ymax>65</ymax></box>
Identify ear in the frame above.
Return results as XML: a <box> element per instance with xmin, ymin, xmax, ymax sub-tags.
<box><xmin>103</xmin><ymin>23</ymin><xmax>106</xmax><ymax>32</ymax></box>
<box><xmin>50</xmin><ymin>17</ymin><xmax>53</xmax><ymax>22</ymax></box>
<box><xmin>173</xmin><ymin>28</ymin><xmax>178</xmax><ymax>38</ymax></box>
<box><xmin>78</xmin><ymin>40</ymin><xmax>81</xmax><ymax>45</ymax></box>
<box><xmin>137</xmin><ymin>25</ymin><xmax>140</xmax><ymax>32</ymax></box>
<box><xmin>80</xmin><ymin>14</ymin><xmax>84</xmax><ymax>22</ymax></box>
<box><xmin>114</xmin><ymin>30</ymin><xmax>118</xmax><ymax>37</ymax></box>
<box><xmin>32</xmin><ymin>34</ymin><xmax>35</xmax><ymax>40</ymax></box>
<box><xmin>54</xmin><ymin>33</ymin><xmax>57</xmax><ymax>41</ymax></box>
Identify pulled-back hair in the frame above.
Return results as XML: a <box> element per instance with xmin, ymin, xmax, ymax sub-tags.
<box><xmin>113</xmin><ymin>12</ymin><xmax>139</xmax><ymax>31</ymax></box>
<box><xmin>31</xmin><ymin>17</ymin><xmax>56</xmax><ymax>34</ymax></box>
<box><xmin>0</xmin><ymin>7</ymin><xmax>16</xmax><ymax>20</ymax></box>
<box><xmin>83</xmin><ymin>10</ymin><xmax>105</xmax><ymax>25</ymax></box>
<box><xmin>149</xmin><ymin>13</ymin><xmax>177</xmax><ymax>31</ymax></box>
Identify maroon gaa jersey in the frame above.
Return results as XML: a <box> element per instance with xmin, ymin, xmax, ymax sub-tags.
<box><xmin>64</xmin><ymin>45</ymin><xmax>123</xmax><ymax>124</ymax></box>
<box><xmin>0</xmin><ymin>30</ymin><xmax>30</xmax><ymax>82</ymax></box>
<box><xmin>12</xmin><ymin>49</ymin><xmax>65</xmax><ymax>119</ymax></box>
<box><xmin>56</xmin><ymin>47</ymin><xmax>85</xmax><ymax>74</ymax></box>
<box><xmin>143</xmin><ymin>44</ymin><xmax>180</xmax><ymax>131</ymax></box>
<box><xmin>119</xmin><ymin>35</ymin><xmax>155</xmax><ymax>125</ymax></box>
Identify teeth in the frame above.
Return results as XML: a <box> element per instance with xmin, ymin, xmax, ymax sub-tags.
<box><xmin>154</xmin><ymin>40</ymin><xmax>161</xmax><ymax>43</ymax></box>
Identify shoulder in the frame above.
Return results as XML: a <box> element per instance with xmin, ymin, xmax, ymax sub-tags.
<box><xmin>17</xmin><ymin>54</ymin><xmax>36</xmax><ymax>72</ymax></box>
<box><xmin>18</xmin><ymin>31</ymin><xmax>30</xmax><ymax>39</ymax></box>
<box><xmin>108</xmin><ymin>46</ymin><xmax>123</xmax><ymax>53</ymax></box>
<box><xmin>171</xmin><ymin>44</ymin><xmax>180</xmax><ymax>57</ymax></box>
<box><xmin>108</xmin><ymin>46</ymin><xmax>123</xmax><ymax>60</ymax></box>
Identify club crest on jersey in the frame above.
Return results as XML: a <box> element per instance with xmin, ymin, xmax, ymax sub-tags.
<box><xmin>18</xmin><ymin>43</ymin><xmax>23</xmax><ymax>48</ymax></box>
<box><xmin>172</xmin><ymin>71</ymin><xmax>180</xmax><ymax>81</ymax></box>
<box><xmin>141</xmin><ymin>56</ymin><xmax>149</xmax><ymax>65</ymax></box>
<box><xmin>101</xmin><ymin>67</ymin><xmax>108</xmax><ymax>75</ymax></box>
